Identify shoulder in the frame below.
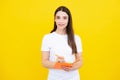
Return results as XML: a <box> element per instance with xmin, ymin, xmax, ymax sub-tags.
<box><xmin>74</xmin><ymin>34</ymin><xmax>82</xmax><ymax>40</ymax></box>
<box><xmin>42</xmin><ymin>32</ymin><xmax>54</xmax><ymax>40</ymax></box>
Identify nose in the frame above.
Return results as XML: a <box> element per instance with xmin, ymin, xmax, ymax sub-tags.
<box><xmin>59</xmin><ymin>19</ymin><xmax>64</xmax><ymax>23</ymax></box>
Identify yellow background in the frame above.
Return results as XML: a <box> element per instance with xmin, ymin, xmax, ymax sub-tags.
<box><xmin>0</xmin><ymin>0</ymin><xmax>120</xmax><ymax>80</ymax></box>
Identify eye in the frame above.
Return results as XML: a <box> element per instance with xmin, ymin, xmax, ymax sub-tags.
<box><xmin>63</xmin><ymin>16</ymin><xmax>68</xmax><ymax>20</ymax></box>
<box><xmin>56</xmin><ymin>16</ymin><xmax>60</xmax><ymax>19</ymax></box>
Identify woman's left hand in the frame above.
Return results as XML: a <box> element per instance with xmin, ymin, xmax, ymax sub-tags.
<box><xmin>62</xmin><ymin>60</ymin><xmax>82</xmax><ymax>71</ymax></box>
<box><xmin>61</xmin><ymin>65</ymin><xmax>72</xmax><ymax>71</ymax></box>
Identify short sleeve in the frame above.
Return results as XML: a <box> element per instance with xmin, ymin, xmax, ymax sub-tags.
<box><xmin>41</xmin><ymin>35</ymin><xmax>50</xmax><ymax>51</ymax></box>
<box><xmin>75</xmin><ymin>35</ymin><xmax>83</xmax><ymax>53</ymax></box>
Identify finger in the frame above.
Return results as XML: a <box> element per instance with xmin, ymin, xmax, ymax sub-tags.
<box><xmin>62</xmin><ymin>66</ymin><xmax>71</xmax><ymax>71</ymax></box>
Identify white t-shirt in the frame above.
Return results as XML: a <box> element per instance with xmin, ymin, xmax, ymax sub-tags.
<box><xmin>41</xmin><ymin>32</ymin><xmax>82</xmax><ymax>80</ymax></box>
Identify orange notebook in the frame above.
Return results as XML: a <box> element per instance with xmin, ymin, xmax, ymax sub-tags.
<box><xmin>54</xmin><ymin>62</ymin><xmax>72</xmax><ymax>69</ymax></box>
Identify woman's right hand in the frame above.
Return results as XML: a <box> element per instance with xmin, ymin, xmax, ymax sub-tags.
<box><xmin>55</xmin><ymin>54</ymin><xmax>65</xmax><ymax>63</ymax></box>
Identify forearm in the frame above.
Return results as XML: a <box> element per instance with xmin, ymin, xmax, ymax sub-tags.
<box><xmin>72</xmin><ymin>53</ymin><xmax>83</xmax><ymax>70</ymax></box>
<box><xmin>72</xmin><ymin>60</ymin><xmax>83</xmax><ymax>70</ymax></box>
<box><xmin>42</xmin><ymin>60</ymin><xmax>73</xmax><ymax>70</ymax></box>
<box><xmin>42</xmin><ymin>60</ymin><xmax>56</xmax><ymax>69</ymax></box>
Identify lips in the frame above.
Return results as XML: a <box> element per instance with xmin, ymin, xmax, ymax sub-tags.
<box><xmin>58</xmin><ymin>24</ymin><xmax>65</xmax><ymax>26</ymax></box>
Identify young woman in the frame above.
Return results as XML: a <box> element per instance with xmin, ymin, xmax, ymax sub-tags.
<box><xmin>41</xmin><ymin>6</ymin><xmax>83</xmax><ymax>80</ymax></box>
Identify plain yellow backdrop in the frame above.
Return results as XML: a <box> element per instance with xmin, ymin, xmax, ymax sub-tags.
<box><xmin>0</xmin><ymin>0</ymin><xmax>120</xmax><ymax>80</ymax></box>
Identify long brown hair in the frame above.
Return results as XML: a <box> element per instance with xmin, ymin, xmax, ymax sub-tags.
<box><xmin>50</xmin><ymin>6</ymin><xmax>77</xmax><ymax>54</ymax></box>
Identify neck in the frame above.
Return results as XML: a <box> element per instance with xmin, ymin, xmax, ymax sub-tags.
<box><xmin>55</xmin><ymin>29</ymin><xmax>67</xmax><ymax>35</ymax></box>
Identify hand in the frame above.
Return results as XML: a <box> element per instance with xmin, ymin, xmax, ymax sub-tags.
<box><xmin>55</xmin><ymin>54</ymin><xmax>65</xmax><ymax>62</ymax></box>
<box><xmin>62</xmin><ymin>64</ymin><xmax>77</xmax><ymax>71</ymax></box>
<box><xmin>61</xmin><ymin>60</ymin><xmax>81</xmax><ymax>71</ymax></box>
<box><xmin>53</xmin><ymin>62</ymin><xmax>72</xmax><ymax>70</ymax></box>
<box><xmin>61</xmin><ymin>63</ymin><xmax>73</xmax><ymax>71</ymax></box>
<box><xmin>61</xmin><ymin>65</ymin><xmax>72</xmax><ymax>71</ymax></box>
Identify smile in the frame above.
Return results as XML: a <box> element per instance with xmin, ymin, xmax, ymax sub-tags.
<box><xmin>58</xmin><ymin>24</ymin><xmax>65</xmax><ymax>26</ymax></box>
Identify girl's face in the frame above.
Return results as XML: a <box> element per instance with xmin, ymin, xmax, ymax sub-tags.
<box><xmin>55</xmin><ymin>11</ymin><xmax>69</xmax><ymax>30</ymax></box>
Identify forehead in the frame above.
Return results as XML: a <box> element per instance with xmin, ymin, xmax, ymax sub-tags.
<box><xmin>55</xmin><ymin>11</ymin><xmax>68</xmax><ymax>17</ymax></box>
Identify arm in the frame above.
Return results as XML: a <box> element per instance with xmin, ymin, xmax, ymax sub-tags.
<box><xmin>41</xmin><ymin>51</ymin><xmax>56</xmax><ymax>69</ymax></box>
<box><xmin>61</xmin><ymin>52</ymin><xmax>83</xmax><ymax>71</ymax></box>
<box><xmin>71</xmin><ymin>52</ymin><xmax>83</xmax><ymax>70</ymax></box>
<box><xmin>42</xmin><ymin>51</ymin><xmax>72</xmax><ymax>69</ymax></box>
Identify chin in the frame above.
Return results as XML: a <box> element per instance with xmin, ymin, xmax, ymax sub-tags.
<box><xmin>58</xmin><ymin>27</ymin><xmax>66</xmax><ymax>30</ymax></box>
<box><xmin>57</xmin><ymin>26</ymin><xmax>67</xmax><ymax>29</ymax></box>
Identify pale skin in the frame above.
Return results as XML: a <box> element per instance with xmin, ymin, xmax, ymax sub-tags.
<box><xmin>42</xmin><ymin>11</ymin><xmax>83</xmax><ymax>71</ymax></box>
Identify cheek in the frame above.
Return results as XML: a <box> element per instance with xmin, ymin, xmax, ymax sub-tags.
<box><xmin>55</xmin><ymin>19</ymin><xmax>59</xmax><ymax>23</ymax></box>
<box><xmin>54</xmin><ymin>18</ymin><xmax>68</xmax><ymax>24</ymax></box>
<box><xmin>65</xmin><ymin>19</ymin><xmax>68</xmax><ymax>24</ymax></box>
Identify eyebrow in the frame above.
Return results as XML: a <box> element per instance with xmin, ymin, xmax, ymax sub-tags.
<box><xmin>63</xmin><ymin>16</ymin><xmax>68</xmax><ymax>17</ymax></box>
<box><xmin>56</xmin><ymin>15</ymin><xmax>68</xmax><ymax>17</ymax></box>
